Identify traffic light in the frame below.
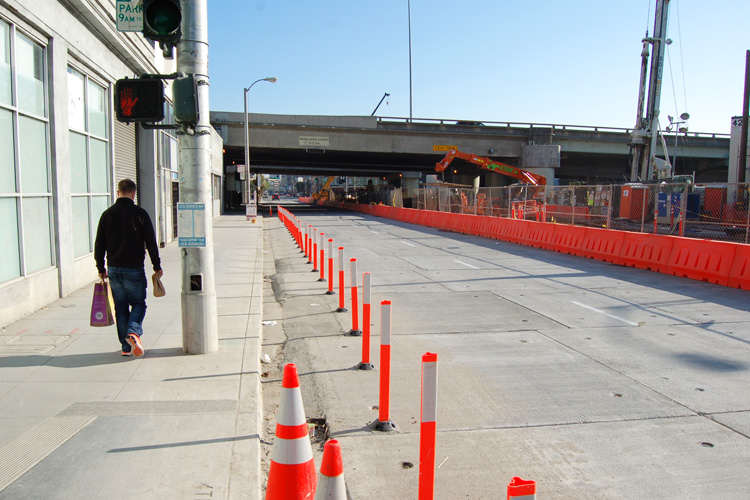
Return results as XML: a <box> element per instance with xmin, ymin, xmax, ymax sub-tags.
<box><xmin>142</xmin><ymin>0</ymin><xmax>182</xmax><ymax>43</ymax></box>
<box><xmin>114</xmin><ymin>78</ymin><xmax>165</xmax><ymax>123</ymax></box>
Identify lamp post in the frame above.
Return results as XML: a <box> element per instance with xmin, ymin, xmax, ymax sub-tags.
<box><xmin>243</xmin><ymin>77</ymin><xmax>277</xmax><ymax>217</ymax></box>
<box><xmin>666</xmin><ymin>112</ymin><xmax>689</xmax><ymax>175</ymax></box>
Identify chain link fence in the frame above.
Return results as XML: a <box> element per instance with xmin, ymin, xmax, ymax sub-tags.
<box><xmin>414</xmin><ymin>183</ymin><xmax>750</xmax><ymax>244</ymax></box>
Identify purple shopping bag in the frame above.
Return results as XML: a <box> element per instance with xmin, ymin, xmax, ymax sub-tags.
<box><xmin>90</xmin><ymin>280</ymin><xmax>115</xmax><ymax>327</ymax></box>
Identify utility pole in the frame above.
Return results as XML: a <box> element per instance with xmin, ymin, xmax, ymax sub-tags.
<box><xmin>176</xmin><ymin>0</ymin><xmax>219</xmax><ymax>354</ymax></box>
<box><xmin>739</xmin><ymin>50</ymin><xmax>750</xmax><ymax>184</ymax></box>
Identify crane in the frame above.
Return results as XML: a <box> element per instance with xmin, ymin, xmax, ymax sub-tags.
<box><xmin>435</xmin><ymin>149</ymin><xmax>547</xmax><ymax>186</ymax></box>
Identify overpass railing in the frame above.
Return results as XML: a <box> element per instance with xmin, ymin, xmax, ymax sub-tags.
<box><xmin>415</xmin><ymin>183</ymin><xmax>750</xmax><ymax>244</ymax></box>
<box><xmin>376</xmin><ymin>116</ymin><xmax>730</xmax><ymax>139</ymax></box>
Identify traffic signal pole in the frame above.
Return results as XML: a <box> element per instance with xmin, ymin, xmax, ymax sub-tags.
<box><xmin>176</xmin><ymin>0</ymin><xmax>219</xmax><ymax>354</ymax></box>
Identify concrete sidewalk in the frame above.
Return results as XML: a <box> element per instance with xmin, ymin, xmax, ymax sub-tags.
<box><xmin>0</xmin><ymin>215</ymin><xmax>265</xmax><ymax>500</ymax></box>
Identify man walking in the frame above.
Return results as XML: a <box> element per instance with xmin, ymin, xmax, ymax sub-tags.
<box><xmin>95</xmin><ymin>179</ymin><xmax>162</xmax><ymax>357</ymax></box>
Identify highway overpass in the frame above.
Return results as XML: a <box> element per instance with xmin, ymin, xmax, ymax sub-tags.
<box><xmin>210</xmin><ymin>112</ymin><xmax>731</xmax><ymax>184</ymax></box>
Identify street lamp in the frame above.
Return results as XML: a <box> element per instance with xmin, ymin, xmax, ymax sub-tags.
<box><xmin>666</xmin><ymin>112</ymin><xmax>690</xmax><ymax>174</ymax></box>
<box><xmin>243</xmin><ymin>77</ymin><xmax>278</xmax><ymax>217</ymax></box>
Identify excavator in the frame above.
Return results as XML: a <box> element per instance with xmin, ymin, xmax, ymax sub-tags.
<box><xmin>312</xmin><ymin>176</ymin><xmax>335</xmax><ymax>200</ymax></box>
<box><xmin>435</xmin><ymin>149</ymin><xmax>546</xmax><ymax>186</ymax></box>
<box><xmin>435</xmin><ymin>149</ymin><xmax>546</xmax><ymax>217</ymax></box>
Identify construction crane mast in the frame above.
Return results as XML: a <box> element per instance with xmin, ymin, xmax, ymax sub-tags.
<box><xmin>630</xmin><ymin>0</ymin><xmax>671</xmax><ymax>182</ymax></box>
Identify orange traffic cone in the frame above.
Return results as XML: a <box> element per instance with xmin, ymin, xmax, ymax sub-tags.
<box><xmin>314</xmin><ymin>440</ymin><xmax>346</xmax><ymax>500</ymax></box>
<box><xmin>507</xmin><ymin>476</ymin><xmax>536</xmax><ymax>499</ymax></box>
<box><xmin>266</xmin><ymin>364</ymin><xmax>317</xmax><ymax>500</ymax></box>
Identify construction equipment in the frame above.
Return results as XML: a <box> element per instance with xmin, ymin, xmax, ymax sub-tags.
<box><xmin>435</xmin><ymin>149</ymin><xmax>547</xmax><ymax>186</ymax></box>
<box><xmin>312</xmin><ymin>176</ymin><xmax>335</xmax><ymax>200</ymax></box>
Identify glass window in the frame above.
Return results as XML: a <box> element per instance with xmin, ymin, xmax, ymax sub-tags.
<box><xmin>91</xmin><ymin>196</ymin><xmax>109</xmax><ymax>227</ymax></box>
<box><xmin>21</xmin><ymin>197</ymin><xmax>52</xmax><ymax>273</ymax></box>
<box><xmin>87</xmin><ymin>80</ymin><xmax>107</xmax><ymax>138</ymax></box>
<box><xmin>1</xmin><ymin>20</ymin><xmax>52</xmax><ymax>282</ymax></box>
<box><xmin>0</xmin><ymin>108</ymin><xmax>15</xmax><ymax>193</ymax></box>
<box><xmin>68</xmin><ymin>66</ymin><xmax>111</xmax><ymax>257</ymax></box>
<box><xmin>69</xmin><ymin>132</ymin><xmax>87</xmax><ymax>193</ymax></box>
<box><xmin>18</xmin><ymin>115</ymin><xmax>48</xmax><ymax>193</ymax></box>
<box><xmin>0</xmin><ymin>198</ymin><xmax>21</xmax><ymax>282</ymax></box>
<box><xmin>67</xmin><ymin>67</ymin><xmax>85</xmax><ymax>131</ymax></box>
<box><xmin>0</xmin><ymin>21</ymin><xmax>10</xmax><ymax>105</ymax></box>
<box><xmin>16</xmin><ymin>32</ymin><xmax>44</xmax><ymax>117</ymax></box>
<box><xmin>71</xmin><ymin>196</ymin><xmax>90</xmax><ymax>256</ymax></box>
<box><xmin>89</xmin><ymin>138</ymin><xmax>108</xmax><ymax>193</ymax></box>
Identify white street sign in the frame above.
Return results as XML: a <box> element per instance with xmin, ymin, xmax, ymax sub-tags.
<box><xmin>116</xmin><ymin>0</ymin><xmax>143</xmax><ymax>32</ymax></box>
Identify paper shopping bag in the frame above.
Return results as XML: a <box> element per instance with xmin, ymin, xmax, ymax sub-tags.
<box><xmin>152</xmin><ymin>273</ymin><xmax>165</xmax><ymax>297</ymax></box>
<box><xmin>90</xmin><ymin>280</ymin><xmax>115</xmax><ymax>327</ymax></box>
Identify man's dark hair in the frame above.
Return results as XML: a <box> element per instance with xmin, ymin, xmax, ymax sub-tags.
<box><xmin>118</xmin><ymin>179</ymin><xmax>137</xmax><ymax>194</ymax></box>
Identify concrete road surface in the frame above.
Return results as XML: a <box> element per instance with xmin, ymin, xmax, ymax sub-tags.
<box><xmin>264</xmin><ymin>208</ymin><xmax>750</xmax><ymax>500</ymax></box>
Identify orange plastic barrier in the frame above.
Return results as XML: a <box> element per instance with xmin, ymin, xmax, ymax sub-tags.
<box><xmin>619</xmin><ymin>233</ymin><xmax>673</xmax><ymax>273</ymax></box>
<box><xmin>327</xmin><ymin>204</ymin><xmax>750</xmax><ymax>291</ymax></box>
<box><xmin>549</xmin><ymin>225</ymin><xmax>586</xmax><ymax>255</ymax></box>
<box><xmin>580</xmin><ymin>227</ymin><xmax>625</xmax><ymax>264</ymax></box>
<box><xmin>667</xmin><ymin>237</ymin><xmax>737</xmax><ymax>286</ymax></box>
<box><xmin>728</xmin><ymin>244</ymin><xmax>750</xmax><ymax>291</ymax></box>
<box><xmin>524</xmin><ymin>221</ymin><xmax>555</xmax><ymax>250</ymax></box>
<box><xmin>502</xmin><ymin>219</ymin><xmax>529</xmax><ymax>244</ymax></box>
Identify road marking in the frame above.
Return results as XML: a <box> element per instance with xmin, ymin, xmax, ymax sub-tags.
<box><xmin>371</xmin><ymin>230</ymin><xmax>380</xmax><ymax>234</ymax></box>
<box><xmin>401</xmin><ymin>241</ymin><xmax>415</xmax><ymax>247</ymax></box>
<box><xmin>571</xmin><ymin>301</ymin><xmax>640</xmax><ymax>326</ymax></box>
<box><xmin>454</xmin><ymin>260</ymin><xmax>480</xmax><ymax>269</ymax></box>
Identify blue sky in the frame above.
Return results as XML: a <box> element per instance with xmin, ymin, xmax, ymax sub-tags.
<box><xmin>207</xmin><ymin>1</ymin><xmax>750</xmax><ymax>134</ymax></box>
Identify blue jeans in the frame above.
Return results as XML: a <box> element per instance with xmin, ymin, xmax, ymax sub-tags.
<box><xmin>108</xmin><ymin>267</ymin><xmax>147</xmax><ymax>352</ymax></box>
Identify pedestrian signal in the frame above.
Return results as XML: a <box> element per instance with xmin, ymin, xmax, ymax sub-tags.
<box><xmin>114</xmin><ymin>78</ymin><xmax>165</xmax><ymax>123</ymax></box>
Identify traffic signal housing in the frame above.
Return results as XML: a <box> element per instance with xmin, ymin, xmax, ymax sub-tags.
<box><xmin>142</xmin><ymin>0</ymin><xmax>182</xmax><ymax>43</ymax></box>
<box><xmin>114</xmin><ymin>78</ymin><xmax>165</xmax><ymax>123</ymax></box>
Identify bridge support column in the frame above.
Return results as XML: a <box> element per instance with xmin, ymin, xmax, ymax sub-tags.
<box><xmin>522</xmin><ymin>145</ymin><xmax>560</xmax><ymax>186</ymax></box>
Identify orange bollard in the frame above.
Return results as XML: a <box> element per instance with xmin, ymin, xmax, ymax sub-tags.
<box><xmin>326</xmin><ymin>239</ymin><xmax>335</xmax><ymax>295</ymax></box>
<box><xmin>419</xmin><ymin>352</ymin><xmax>438</xmax><ymax>500</ymax></box>
<box><xmin>371</xmin><ymin>300</ymin><xmax>397</xmax><ymax>432</ymax></box>
<box><xmin>312</xmin><ymin>228</ymin><xmax>319</xmax><ymax>272</ymax></box>
<box><xmin>507</xmin><ymin>477</ymin><xmax>536</xmax><ymax>499</ymax></box>
<box><xmin>356</xmin><ymin>273</ymin><xmax>374</xmax><ymax>370</ymax></box>
<box><xmin>265</xmin><ymin>364</ymin><xmax>317</xmax><ymax>499</ymax></box>
<box><xmin>307</xmin><ymin>224</ymin><xmax>313</xmax><ymax>264</ymax></box>
<box><xmin>304</xmin><ymin>223</ymin><xmax>309</xmax><ymax>256</ymax></box>
<box><xmin>336</xmin><ymin>247</ymin><xmax>347</xmax><ymax>312</ymax></box>
<box><xmin>314</xmin><ymin>440</ymin><xmax>347</xmax><ymax>500</ymax></box>
<box><xmin>347</xmin><ymin>259</ymin><xmax>362</xmax><ymax>336</ymax></box>
<box><xmin>318</xmin><ymin>232</ymin><xmax>326</xmax><ymax>282</ymax></box>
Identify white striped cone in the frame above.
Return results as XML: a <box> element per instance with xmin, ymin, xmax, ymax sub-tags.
<box><xmin>313</xmin><ymin>440</ymin><xmax>346</xmax><ymax>500</ymax></box>
<box><xmin>266</xmin><ymin>364</ymin><xmax>316</xmax><ymax>500</ymax></box>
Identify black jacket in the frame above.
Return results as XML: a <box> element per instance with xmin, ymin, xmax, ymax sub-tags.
<box><xmin>94</xmin><ymin>198</ymin><xmax>161</xmax><ymax>274</ymax></box>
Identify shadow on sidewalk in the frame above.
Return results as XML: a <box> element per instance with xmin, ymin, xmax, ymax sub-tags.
<box><xmin>0</xmin><ymin>348</ymin><xmax>186</xmax><ymax>368</ymax></box>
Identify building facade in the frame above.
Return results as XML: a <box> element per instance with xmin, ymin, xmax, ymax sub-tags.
<box><xmin>0</xmin><ymin>0</ymin><xmax>222</xmax><ymax>326</ymax></box>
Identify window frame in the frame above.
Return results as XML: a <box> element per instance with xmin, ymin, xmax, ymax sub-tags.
<box><xmin>67</xmin><ymin>63</ymin><xmax>112</xmax><ymax>257</ymax></box>
<box><xmin>0</xmin><ymin>17</ymin><xmax>53</xmax><ymax>282</ymax></box>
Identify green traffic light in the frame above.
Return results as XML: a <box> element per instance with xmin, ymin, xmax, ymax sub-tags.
<box><xmin>145</xmin><ymin>3</ymin><xmax>181</xmax><ymax>36</ymax></box>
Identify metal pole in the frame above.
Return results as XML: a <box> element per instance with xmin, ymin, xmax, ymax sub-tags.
<box><xmin>177</xmin><ymin>0</ymin><xmax>218</xmax><ymax>354</ymax></box>
<box><xmin>242</xmin><ymin>77</ymin><xmax>276</xmax><ymax>219</ymax></box>
<box><xmin>243</xmin><ymin>88</ymin><xmax>249</xmax><ymax>206</ymax></box>
<box><xmin>739</xmin><ymin>50</ymin><xmax>750</xmax><ymax>184</ymax></box>
<box><xmin>408</xmin><ymin>0</ymin><xmax>413</xmax><ymax>121</ymax></box>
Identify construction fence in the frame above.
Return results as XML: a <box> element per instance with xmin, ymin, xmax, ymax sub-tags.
<box><xmin>414</xmin><ymin>182</ymin><xmax>750</xmax><ymax>244</ymax></box>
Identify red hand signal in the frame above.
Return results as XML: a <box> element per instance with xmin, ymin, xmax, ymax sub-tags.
<box><xmin>119</xmin><ymin>87</ymin><xmax>139</xmax><ymax>117</ymax></box>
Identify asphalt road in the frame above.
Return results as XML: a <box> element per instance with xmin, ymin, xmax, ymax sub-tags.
<box><xmin>264</xmin><ymin>206</ymin><xmax>750</xmax><ymax>500</ymax></box>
